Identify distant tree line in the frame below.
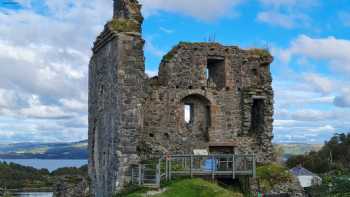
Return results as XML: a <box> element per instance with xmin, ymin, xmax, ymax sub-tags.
<box><xmin>0</xmin><ymin>162</ymin><xmax>87</xmax><ymax>190</ymax></box>
<box><xmin>286</xmin><ymin>133</ymin><xmax>350</xmax><ymax>174</ymax></box>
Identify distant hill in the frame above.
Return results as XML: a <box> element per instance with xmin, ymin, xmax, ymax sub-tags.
<box><xmin>0</xmin><ymin>140</ymin><xmax>88</xmax><ymax>159</ymax></box>
<box><xmin>276</xmin><ymin>143</ymin><xmax>323</xmax><ymax>159</ymax></box>
<box><xmin>0</xmin><ymin>141</ymin><xmax>322</xmax><ymax>160</ymax></box>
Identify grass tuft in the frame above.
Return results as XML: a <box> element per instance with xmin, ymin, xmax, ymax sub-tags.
<box><xmin>248</xmin><ymin>48</ymin><xmax>271</xmax><ymax>58</ymax></box>
<box><xmin>108</xmin><ymin>19</ymin><xmax>140</xmax><ymax>32</ymax></box>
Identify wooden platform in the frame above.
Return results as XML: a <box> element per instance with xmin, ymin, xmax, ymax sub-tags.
<box><xmin>131</xmin><ymin>154</ymin><xmax>256</xmax><ymax>188</ymax></box>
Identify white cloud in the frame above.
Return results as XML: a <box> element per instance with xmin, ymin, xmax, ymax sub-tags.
<box><xmin>0</xmin><ymin>0</ymin><xmax>113</xmax><ymax>142</ymax></box>
<box><xmin>60</xmin><ymin>98</ymin><xmax>87</xmax><ymax>112</ymax></box>
<box><xmin>257</xmin><ymin>0</ymin><xmax>314</xmax><ymax>29</ymax></box>
<box><xmin>307</xmin><ymin>125</ymin><xmax>335</xmax><ymax>133</ymax></box>
<box><xmin>279</xmin><ymin>35</ymin><xmax>350</xmax><ymax>75</ymax></box>
<box><xmin>145</xmin><ymin>39</ymin><xmax>166</xmax><ymax>57</ymax></box>
<box><xmin>146</xmin><ymin>70</ymin><xmax>158</xmax><ymax>78</ymax></box>
<box><xmin>334</xmin><ymin>88</ymin><xmax>350</xmax><ymax>108</ymax></box>
<box><xmin>140</xmin><ymin>0</ymin><xmax>242</xmax><ymax>21</ymax></box>
<box><xmin>19</xmin><ymin>95</ymin><xmax>73</xmax><ymax>119</ymax></box>
<box><xmin>303</xmin><ymin>74</ymin><xmax>333</xmax><ymax>95</ymax></box>
<box><xmin>257</xmin><ymin>11</ymin><xmax>308</xmax><ymax>29</ymax></box>
<box><xmin>159</xmin><ymin>27</ymin><xmax>174</xmax><ymax>34</ymax></box>
<box><xmin>258</xmin><ymin>0</ymin><xmax>317</xmax><ymax>8</ymax></box>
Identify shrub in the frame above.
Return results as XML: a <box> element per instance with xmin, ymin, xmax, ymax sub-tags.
<box><xmin>256</xmin><ymin>163</ymin><xmax>293</xmax><ymax>191</ymax></box>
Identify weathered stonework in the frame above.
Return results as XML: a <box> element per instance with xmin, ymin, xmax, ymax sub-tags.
<box><xmin>88</xmin><ymin>0</ymin><xmax>274</xmax><ymax>196</ymax></box>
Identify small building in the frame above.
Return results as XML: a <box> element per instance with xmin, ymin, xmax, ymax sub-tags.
<box><xmin>290</xmin><ymin>166</ymin><xmax>322</xmax><ymax>188</ymax></box>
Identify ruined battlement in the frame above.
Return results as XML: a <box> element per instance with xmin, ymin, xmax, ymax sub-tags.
<box><xmin>88</xmin><ymin>1</ymin><xmax>274</xmax><ymax>196</ymax></box>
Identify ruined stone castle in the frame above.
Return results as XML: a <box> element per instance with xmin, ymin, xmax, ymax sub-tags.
<box><xmin>88</xmin><ymin>0</ymin><xmax>274</xmax><ymax>196</ymax></box>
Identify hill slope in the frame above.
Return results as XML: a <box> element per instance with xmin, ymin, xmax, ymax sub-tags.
<box><xmin>0</xmin><ymin>142</ymin><xmax>322</xmax><ymax>160</ymax></box>
<box><xmin>119</xmin><ymin>178</ymin><xmax>243</xmax><ymax>197</ymax></box>
<box><xmin>276</xmin><ymin>143</ymin><xmax>323</xmax><ymax>156</ymax></box>
<box><xmin>0</xmin><ymin>140</ymin><xmax>88</xmax><ymax>159</ymax></box>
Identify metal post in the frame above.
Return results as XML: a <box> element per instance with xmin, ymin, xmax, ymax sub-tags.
<box><xmin>156</xmin><ymin>163</ymin><xmax>161</xmax><ymax>187</ymax></box>
<box><xmin>252</xmin><ymin>154</ymin><xmax>256</xmax><ymax>177</ymax></box>
<box><xmin>165</xmin><ymin>159</ymin><xmax>168</xmax><ymax>181</ymax></box>
<box><xmin>138</xmin><ymin>164</ymin><xmax>142</xmax><ymax>185</ymax></box>
<box><xmin>169</xmin><ymin>159</ymin><xmax>172</xmax><ymax>180</ymax></box>
<box><xmin>211</xmin><ymin>156</ymin><xmax>215</xmax><ymax>181</ymax></box>
<box><xmin>190</xmin><ymin>155</ymin><xmax>193</xmax><ymax>178</ymax></box>
<box><xmin>131</xmin><ymin>167</ymin><xmax>134</xmax><ymax>184</ymax></box>
<box><xmin>232</xmin><ymin>155</ymin><xmax>235</xmax><ymax>179</ymax></box>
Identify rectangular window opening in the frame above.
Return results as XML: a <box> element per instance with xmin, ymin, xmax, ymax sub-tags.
<box><xmin>250</xmin><ymin>99</ymin><xmax>265</xmax><ymax>133</ymax></box>
<box><xmin>184</xmin><ymin>104</ymin><xmax>194</xmax><ymax>124</ymax></box>
<box><xmin>207</xmin><ymin>57</ymin><xmax>225</xmax><ymax>89</ymax></box>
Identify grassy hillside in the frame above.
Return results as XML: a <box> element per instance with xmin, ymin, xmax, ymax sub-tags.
<box><xmin>118</xmin><ymin>178</ymin><xmax>244</xmax><ymax>197</ymax></box>
<box><xmin>276</xmin><ymin>143</ymin><xmax>323</xmax><ymax>156</ymax></box>
<box><xmin>0</xmin><ymin>140</ymin><xmax>88</xmax><ymax>159</ymax></box>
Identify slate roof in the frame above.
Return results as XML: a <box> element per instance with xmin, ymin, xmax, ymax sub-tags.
<box><xmin>290</xmin><ymin>166</ymin><xmax>319</xmax><ymax>177</ymax></box>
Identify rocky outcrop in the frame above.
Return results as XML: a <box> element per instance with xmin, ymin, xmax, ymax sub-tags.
<box><xmin>54</xmin><ymin>176</ymin><xmax>90</xmax><ymax>197</ymax></box>
<box><xmin>250</xmin><ymin>175</ymin><xmax>305</xmax><ymax>197</ymax></box>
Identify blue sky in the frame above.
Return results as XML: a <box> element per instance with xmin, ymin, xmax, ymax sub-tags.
<box><xmin>0</xmin><ymin>0</ymin><xmax>349</xmax><ymax>144</ymax></box>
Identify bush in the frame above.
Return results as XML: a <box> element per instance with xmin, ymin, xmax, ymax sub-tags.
<box><xmin>256</xmin><ymin>163</ymin><xmax>293</xmax><ymax>191</ymax></box>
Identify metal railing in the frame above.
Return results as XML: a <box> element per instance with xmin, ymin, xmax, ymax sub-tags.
<box><xmin>130</xmin><ymin>154</ymin><xmax>256</xmax><ymax>188</ymax></box>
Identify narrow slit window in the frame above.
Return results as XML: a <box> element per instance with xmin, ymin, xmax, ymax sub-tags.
<box><xmin>184</xmin><ymin>104</ymin><xmax>194</xmax><ymax>124</ymax></box>
<box><xmin>250</xmin><ymin>99</ymin><xmax>265</xmax><ymax>133</ymax></box>
<box><xmin>205</xmin><ymin>68</ymin><xmax>209</xmax><ymax>80</ymax></box>
<box><xmin>206</xmin><ymin>106</ymin><xmax>211</xmax><ymax>128</ymax></box>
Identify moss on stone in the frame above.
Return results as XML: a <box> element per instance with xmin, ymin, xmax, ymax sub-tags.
<box><xmin>248</xmin><ymin>48</ymin><xmax>271</xmax><ymax>58</ymax></box>
<box><xmin>162</xmin><ymin>52</ymin><xmax>174</xmax><ymax>62</ymax></box>
<box><xmin>108</xmin><ymin>19</ymin><xmax>139</xmax><ymax>32</ymax></box>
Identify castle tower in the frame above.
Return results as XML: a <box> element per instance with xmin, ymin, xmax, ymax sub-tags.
<box><xmin>88</xmin><ymin>0</ymin><xmax>146</xmax><ymax>196</ymax></box>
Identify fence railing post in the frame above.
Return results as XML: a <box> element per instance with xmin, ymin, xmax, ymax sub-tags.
<box><xmin>138</xmin><ymin>164</ymin><xmax>142</xmax><ymax>185</ymax></box>
<box><xmin>169</xmin><ymin>159</ymin><xmax>172</xmax><ymax>180</ymax></box>
<box><xmin>211</xmin><ymin>155</ymin><xmax>215</xmax><ymax>180</ymax></box>
<box><xmin>252</xmin><ymin>154</ymin><xmax>256</xmax><ymax>178</ymax></box>
<box><xmin>156</xmin><ymin>162</ymin><xmax>161</xmax><ymax>187</ymax></box>
<box><xmin>131</xmin><ymin>167</ymin><xmax>134</xmax><ymax>185</ymax></box>
<box><xmin>232</xmin><ymin>155</ymin><xmax>235</xmax><ymax>179</ymax></box>
<box><xmin>165</xmin><ymin>159</ymin><xmax>168</xmax><ymax>181</ymax></box>
<box><xmin>190</xmin><ymin>155</ymin><xmax>193</xmax><ymax>178</ymax></box>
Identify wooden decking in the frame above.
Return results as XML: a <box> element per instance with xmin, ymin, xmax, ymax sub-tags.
<box><xmin>131</xmin><ymin>154</ymin><xmax>256</xmax><ymax>188</ymax></box>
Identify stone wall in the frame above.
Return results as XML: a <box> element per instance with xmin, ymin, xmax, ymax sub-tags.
<box><xmin>88</xmin><ymin>0</ymin><xmax>146</xmax><ymax>196</ymax></box>
<box><xmin>140</xmin><ymin>43</ymin><xmax>274</xmax><ymax>163</ymax></box>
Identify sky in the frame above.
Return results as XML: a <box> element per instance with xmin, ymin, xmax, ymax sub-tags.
<box><xmin>0</xmin><ymin>0</ymin><xmax>349</xmax><ymax>144</ymax></box>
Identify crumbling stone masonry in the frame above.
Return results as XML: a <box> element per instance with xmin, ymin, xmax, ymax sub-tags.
<box><xmin>88</xmin><ymin>0</ymin><xmax>274</xmax><ymax>196</ymax></box>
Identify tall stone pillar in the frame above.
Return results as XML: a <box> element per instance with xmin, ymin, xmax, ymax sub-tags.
<box><xmin>88</xmin><ymin>0</ymin><xmax>145</xmax><ymax>196</ymax></box>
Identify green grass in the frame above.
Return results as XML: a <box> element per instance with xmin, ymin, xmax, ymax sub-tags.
<box><xmin>118</xmin><ymin>178</ymin><xmax>244</xmax><ymax>197</ymax></box>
